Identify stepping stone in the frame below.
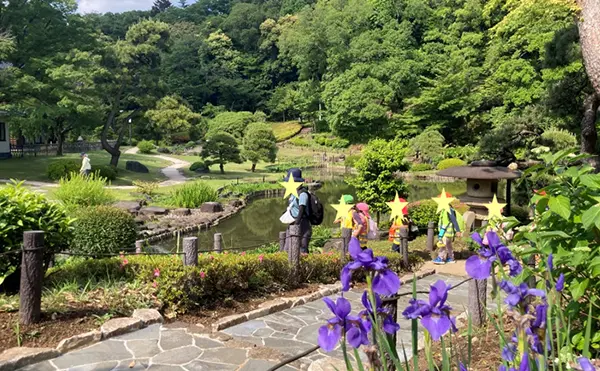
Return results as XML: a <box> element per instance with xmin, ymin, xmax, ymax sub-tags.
<box><xmin>68</xmin><ymin>361</ymin><xmax>119</xmax><ymax>371</ymax></box>
<box><xmin>52</xmin><ymin>340</ymin><xmax>130</xmax><ymax>369</ymax></box>
<box><xmin>151</xmin><ymin>345</ymin><xmax>202</xmax><ymax>365</ymax></box>
<box><xmin>185</xmin><ymin>360</ymin><xmax>238</xmax><ymax>370</ymax></box>
<box><xmin>200</xmin><ymin>348</ymin><xmax>248</xmax><ymax>365</ymax></box>
<box><xmin>159</xmin><ymin>329</ymin><xmax>193</xmax><ymax>350</ymax></box>
<box><xmin>126</xmin><ymin>339</ymin><xmax>160</xmax><ymax>358</ymax></box>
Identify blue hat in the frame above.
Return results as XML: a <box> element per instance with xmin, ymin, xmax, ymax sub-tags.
<box><xmin>284</xmin><ymin>168</ymin><xmax>304</xmax><ymax>183</ymax></box>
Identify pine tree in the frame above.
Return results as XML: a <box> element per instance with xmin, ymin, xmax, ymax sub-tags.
<box><xmin>178</xmin><ymin>0</ymin><xmax>187</xmax><ymax>7</ymax></box>
<box><xmin>151</xmin><ymin>0</ymin><xmax>172</xmax><ymax>15</ymax></box>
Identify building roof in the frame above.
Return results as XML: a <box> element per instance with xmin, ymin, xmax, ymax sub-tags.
<box><xmin>437</xmin><ymin>166</ymin><xmax>521</xmax><ymax>180</ymax></box>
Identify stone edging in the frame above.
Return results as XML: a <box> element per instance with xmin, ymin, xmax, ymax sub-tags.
<box><xmin>211</xmin><ymin>268</ymin><xmax>436</xmax><ymax>332</ymax></box>
<box><xmin>0</xmin><ymin>309</ymin><xmax>164</xmax><ymax>371</ymax></box>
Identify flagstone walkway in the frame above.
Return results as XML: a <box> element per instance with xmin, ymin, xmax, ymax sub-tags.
<box><xmin>20</xmin><ymin>273</ymin><xmax>497</xmax><ymax>371</ymax></box>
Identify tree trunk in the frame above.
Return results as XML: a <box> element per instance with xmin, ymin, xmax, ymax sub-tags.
<box><xmin>56</xmin><ymin>132</ymin><xmax>64</xmax><ymax>156</ymax></box>
<box><xmin>219</xmin><ymin>163</ymin><xmax>224</xmax><ymax>174</ymax></box>
<box><xmin>251</xmin><ymin>163</ymin><xmax>256</xmax><ymax>172</ymax></box>
<box><xmin>101</xmin><ymin>85</ymin><xmax>124</xmax><ymax>168</ymax></box>
<box><xmin>579</xmin><ymin>0</ymin><xmax>600</xmax><ymax>96</ymax></box>
<box><xmin>581</xmin><ymin>93</ymin><xmax>599</xmax><ymax>168</ymax></box>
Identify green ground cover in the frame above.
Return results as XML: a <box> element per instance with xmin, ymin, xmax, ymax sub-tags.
<box><xmin>0</xmin><ymin>151</ymin><xmax>170</xmax><ymax>185</ymax></box>
<box><xmin>271</xmin><ymin>121</ymin><xmax>302</xmax><ymax>142</ymax></box>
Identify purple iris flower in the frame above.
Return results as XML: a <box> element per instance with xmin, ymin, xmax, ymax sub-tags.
<box><xmin>531</xmin><ymin>303</ymin><xmax>547</xmax><ymax>330</ymax></box>
<box><xmin>556</xmin><ymin>273</ymin><xmax>565</xmax><ymax>292</ymax></box>
<box><xmin>341</xmin><ymin>237</ymin><xmax>400</xmax><ymax>296</ymax></box>
<box><xmin>318</xmin><ymin>297</ymin><xmax>351</xmax><ymax>351</ymax></box>
<box><xmin>502</xmin><ymin>343</ymin><xmax>516</xmax><ymax>362</ymax></box>
<box><xmin>547</xmin><ymin>253</ymin><xmax>553</xmax><ymax>272</ymax></box>
<box><xmin>499</xmin><ymin>280</ymin><xmax>546</xmax><ymax>308</ymax></box>
<box><xmin>459</xmin><ymin>362</ymin><xmax>467</xmax><ymax>371</ymax></box>
<box><xmin>466</xmin><ymin>231</ymin><xmax>521</xmax><ymax>279</ymax></box>
<box><xmin>318</xmin><ymin>296</ymin><xmax>370</xmax><ymax>351</ymax></box>
<box><xmin>518</xmin><ymin>352</ymin><xmax>530</xmax><ymax>371</ymax></box>
<box><xmin>359</xmin><ymin>291</ymin><xmax>400</xmax><ymax>335</ymax></box>
<box><xmin>578</xmin><ymin>357</ymin><xmax>595</xmax><ymax>371</ymax></box>
<box><xmin>401</xmin><ymin>280</ymin><xmax>456</xmax><ymax>340</ymax></box>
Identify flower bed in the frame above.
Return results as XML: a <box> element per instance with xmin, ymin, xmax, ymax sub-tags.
<box><xmin>46</xmin><ymin>248</ymin><xmax>422</xmax><ymax>314</ymax></box>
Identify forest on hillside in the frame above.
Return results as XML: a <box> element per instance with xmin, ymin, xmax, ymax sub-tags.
<box><xmin>0</xmin><ymin>0</ymin><xmax>599</xmax><ymax>165</ymax></box>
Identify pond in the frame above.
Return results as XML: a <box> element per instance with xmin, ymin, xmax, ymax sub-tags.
<box><xmin>151</xmin><ymin>178</ymin><xmax>466</xmax><ymax>252</ymax></box>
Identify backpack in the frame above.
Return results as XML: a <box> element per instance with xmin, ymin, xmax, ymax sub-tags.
<box><xmin>301</xmin><ymin>190</ymin><xmax>324</xmax><ymax>225</ymax></box>
<box><xmin>367</xmin><ymin>218</ymin><xmax>378</xmax><ymax>240</ymax></box>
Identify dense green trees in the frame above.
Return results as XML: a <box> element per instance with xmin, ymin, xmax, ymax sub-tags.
<box><xmin>1</xmin><ymin>0</ymin><xmax>598</xmax><ymax>164</ymax></box>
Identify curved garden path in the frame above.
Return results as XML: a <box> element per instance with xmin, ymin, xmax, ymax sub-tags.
<box><xmin>0</xmin><ymin>148</ymin><xmax>191</xmax><ymax>190</ymax></box>
<box><xmin>124</xmin><ymin>147</ymin><xmax>190</xmax><ymax>186</ymax></box>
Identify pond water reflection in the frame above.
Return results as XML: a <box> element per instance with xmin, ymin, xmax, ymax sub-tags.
<box><xmin>152</xmin><ymin>179</ymin><xmax>465</xmax><ymax>252</ymax></box>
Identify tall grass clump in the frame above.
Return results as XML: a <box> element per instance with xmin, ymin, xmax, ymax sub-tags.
<box><xmin>167</xmin><ymin>181</ymin><xmax>218</xmax><ymax>208</ymax></box>
<box><xmin>54</xmin><ymin>172</ymin><xmax>114</xmax><ymax>208</ymax></box>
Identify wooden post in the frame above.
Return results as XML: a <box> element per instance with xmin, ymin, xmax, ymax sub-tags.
<box><xmin>426</xmin><ymin>221</ymin><xmax>435</xmax><ymax>259</ymax></box>
<box><xmin>399</xmin><ymin>227</ymin><xmax>409</xmax><ymax>268</ymax></box>
<box><xmin>288</xmin><ymin>224</ymin><xmax>301</xmax><ymax>285</ymax></box>
<box><xmin>183</xmin><ymin>237</ymin><xmax>198</xmax><ymax>266</ymax></box>
<box><xmin>20</xmin><ymin>231</ymin><xmax>44</xmax><ymax>324</ymax></box>
<box><xmin>382</xmin><ymin>296</ymin><xmax>399</xmax><ymax>370</ymax></box>
<box><xmin>279</xmin><ymin>231</ymin><xmax>287</xmax><ymax>252</ymax></box>
<box><xmin>341</xmin><ymin>228</ymin><xmax>352</xmax><ymax>262</ymax></box>
<box><xmin>468</xmin><ymin>279</ymin><xmax>487</xmax><ymax>327</ymax></box>
<box><xmin>135</xmin><ymin>240</ymin><xmax>144</xmax><ymax>254</ymax></box>
<box><xmin>505</xmin><ymin>179</ymin><xmax>512</xmax><ymax>217</ymax></box>
<box><xmin>213</xmin><ymin>233</ymin><xmax>223</xmax><ymax>253</ymax></box>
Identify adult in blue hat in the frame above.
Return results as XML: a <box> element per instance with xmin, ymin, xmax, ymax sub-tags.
<box><xmin>283</xmin><ymin>168</ymin><xmax>312</xmax><ymax>253</ymax></box>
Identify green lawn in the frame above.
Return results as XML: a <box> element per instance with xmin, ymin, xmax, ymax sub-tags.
<box><xmin>0</xmin><ymin>151</ymin><xmax>170</xmax><ymax>185</ymax></box>
<box><xmin>271</xmin><ymin>121</ymin><xmax>302</xmax><ymax>142</ymax></box>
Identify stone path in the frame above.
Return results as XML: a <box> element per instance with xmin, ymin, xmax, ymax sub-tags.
<box><xmin>21</xmin><ymin>273</ymin><xmax>499</xmax><ymax>371</ymax></box>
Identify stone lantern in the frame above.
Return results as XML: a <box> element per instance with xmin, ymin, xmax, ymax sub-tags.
<box><xmin>437</xmin><ymin>162</ymin><xmax>521</xmax><ymax>229</ymax></box>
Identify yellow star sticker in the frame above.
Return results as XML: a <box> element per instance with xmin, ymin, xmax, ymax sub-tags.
<box><xmin>432</xmin><ymin>188</ymin><xmax>455</xmax><ymax>213</ymax></box>
<box><xmin>386</xmin><ymin>192</ymin><xmax>409</xmax><ymax>221</ymax></box>
<box><xmin>485</xmin><ymin>194</ymin><xmax>506</xmax><ymax>220</ymax></box>
<box><xmin>331</xmin><ymin>196</ymin><xmax>353</xmax><ymax>221</ymax></box>
<box><xmin>280</xmin><ymin>176</ymin><xmax>303</xmax><ymax>198</ymax></box>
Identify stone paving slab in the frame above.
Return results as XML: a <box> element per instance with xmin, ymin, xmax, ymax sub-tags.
<box><xmin>19</xmin><ymin>273</ymin><xmax>499</xmax><ymax>371</ymax></box>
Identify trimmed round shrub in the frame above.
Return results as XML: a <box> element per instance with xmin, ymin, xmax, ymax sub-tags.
<box><xmin>189</xmin><ymin>161</ymin><xmax>210</xmax><ymax>173</ymax></box>
<box><xmin>407</xmin><ymin>200</ymin><xmax>438</xmax><ymax>229</ymax></box>
<box><xmin>410</xmin><ymin>163</ymin><xmax>433</xmax><ymax>172</ymax></box>
<box><xmin>92</xmin><ymin>165</ymin><xmax>117</xmax><ymax>181</ymax></box>
<box><xmin>157</xmin><ymin>147</ymin><xmax>172</xmax><ymax>154</ymax></box>
<box><xmin>72</xmin><ymin>206</ymin><xmax>138</xmax><ymax>255</ymax></box>
<box><xmin>185</xmin><ymin>141</ymin><xmax>196</xmax><ymax>149</ymax></box>
<box><xmin>511</xmin><ymin>205</ymin><xmax>531</xmax><ymax>223</ymax></box>
<box><xmin>137</xmin><ymin>140</ymin><xmax>155</xmax><ymax>154</ymax></box>
<box><xmin>437</xmin><ymin>158</ymin><xmax>466</xmax><ymax>170</ymax></box>
<box><xmin>0</xmin><ymin>182</ymin><xmax>74</xmax><ymax>279</ymax></box>
<box><xmin>130</xmin><ymin>138</ymin><xmax>139</xmax><ymax>146</ymax></box>
<box><xmin>540</xmin><ymin>128</ymin><xmax>577</xmax><ymax>151</ymax></box>
<box><xmin>47</xmin><ymin>160</ymin><xmax>80</xmax><ymax>181</ymax></box>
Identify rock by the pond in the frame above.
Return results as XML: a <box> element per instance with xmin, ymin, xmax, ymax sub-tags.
<box><xmin>140</xmin><ymin>207</ymin><xmax>169</xmax><ymax>216</ymax></box>
<box><xmin>145</xmin><ymin>223</ymin><xmax>160</xmax><ymax>230</ymax></box>
<box><xmin>134</xmin><ymin>215</ymin><xmax>150</xmax><ymax>224</ymax></box>
<box><xmin>229</xmin><ymin>199</ymin><xmax>243</xmax><ymax>208</ymax></box>
<box><xmin>200</xmin><ymin>202</ymin><xmax>223</xmax><ymax>213</ymax></box>
<box><xmin>113</xmin><ymin>201</ymin><xmax>142</xmax><ymax>213</ymax></box>
<box><xmin>171</xmin><ymin>208</ymin><xmax>191</xmax><ymax>216</ymax></box>
<box><xmin>125</xmin><ymin>161</ymin><xmax>149</xmax><ymax>173</ymax></box>
<box><xmin>323</xmin><ymin>239</ymin><xmax>342</xmax><ymax>252</ymax></box>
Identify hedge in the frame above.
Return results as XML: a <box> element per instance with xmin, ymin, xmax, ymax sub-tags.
<box><xmin>46</xmin><ymin>248</ymin><xmax>422</xmax><ymax>312</ymax></box>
